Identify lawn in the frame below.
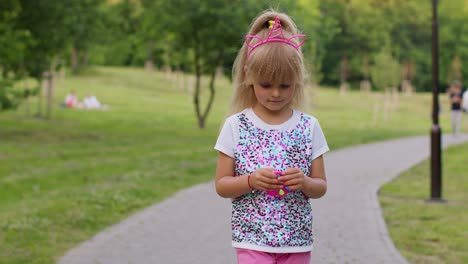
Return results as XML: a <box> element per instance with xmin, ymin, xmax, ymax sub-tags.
<box><xmin>379</xmin><ymin>142</ymin><xmax>468</xmax><ymax>264</ymax></box>
<box><xmin>0</xmin><ymin>66</ymin><xmax>455</xmax><ymax>263</ymax></box>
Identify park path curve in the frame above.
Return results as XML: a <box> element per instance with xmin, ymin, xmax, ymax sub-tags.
<box><xmin>59</xmin><ymin>134</ymin><xmax>468</xmax><ymax>264</ymax></box>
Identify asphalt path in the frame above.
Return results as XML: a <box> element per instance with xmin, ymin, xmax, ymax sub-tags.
<box><xmin>59</xmin><ymin>134</ymin><xmax>468</xmax><ymax>264</ymax></box>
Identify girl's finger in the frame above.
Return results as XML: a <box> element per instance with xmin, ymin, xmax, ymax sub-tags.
<box><xmin>278</xmin><ymin>173</ymin><xmax>301</xmax><ymax>182</ymax></box>
<box><xmin>263</xmin><ymin>172</ymin><xmax>280</xmax><ymax>179</ymax></box>
<box><xmin>283</xmin><ymin>168</ymin><xmax>301</xmax><ymax>175</ymax></box>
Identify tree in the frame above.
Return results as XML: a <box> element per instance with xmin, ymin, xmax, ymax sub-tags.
<box><xmin>385</xmin><ymin>0</ymin><xmax>431</xmax><ymax>91</ymax></box>
<box><xmin>0</xmin><ymin>0</ymin><xmax>33</xmax><ymax>111</ymax></box>
<box><xmin>319</xmin><ymin>0</ymin><xmax>392</xmax><ymax>87</ymax></box>
<box><xmin>439</xmin><ymin>0</ymin><xmax>468</xmax><ymax>88</ymax></box>
<box><xmin>63</xmin><ymin>0</ymin><xmax>107</xmax><ymax>74</ymax></box>
<box><xmin>163</xmin><ymin>0</ymin><xmax>263</xmax><ymax>128</ymax></box>
<box><xmin>370</xmin><ymin>49</ymin><xmax>401</xmax><ymax>91</ymax></box>
<box><xmin>447</xmin><ymin>55</ymin><xmax>463</xmax><ymax>84</ymax></box>
<box><xmin>138</xmin><ymin>0</ymin><xmax>168</xmax><ymax>70</ymax></box>
<box><xmin>98</xmin><ymin>0</ymin><xmax>143</xmax><ymax>66</ymax></box>
<box><xmin>15</xmin><ymin>0</ymin><xmax>69</xmax><ymax>118</ymax></box>
<box><xmin>291</xmin><ymin>0</ymin><xmax>340</xmax><ymax>85</ymax></box>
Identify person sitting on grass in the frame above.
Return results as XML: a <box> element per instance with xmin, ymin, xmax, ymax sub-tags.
<box><xmin>83</xmin><ymin>93</ymin><xmax>109</xmax><ymax>110</ymax></box>
<box><xmin>64</xmin><ymin>90</ymin><xmax>78</xmax><ymax>108</ymax></box>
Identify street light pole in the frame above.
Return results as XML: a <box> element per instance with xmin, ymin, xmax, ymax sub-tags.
<box><xmin>430</xmin><ymin>0</ymin><xmax>443</xmax><ymax>201</ymax></box>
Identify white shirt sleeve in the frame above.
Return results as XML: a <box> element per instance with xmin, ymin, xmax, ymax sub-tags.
<box><xmin>311</xmin><ymin>120</ymin><xmax>329</xmax><ymax>160</ymax></box>
<box><xmin>214</xmin><ymin>116</ymin><xmax>237</xmax><ymax>158</ymax></box>
<box><xmin>463</xmin><ymin>90</ymin><xmax>468</xmax><ymax>110</ymax></box>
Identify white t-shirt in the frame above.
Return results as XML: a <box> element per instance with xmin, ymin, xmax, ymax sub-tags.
<box><xmin>215</xmin><ymin>108</ymin><xmax>329</xmax><ymax>161</ymax></box>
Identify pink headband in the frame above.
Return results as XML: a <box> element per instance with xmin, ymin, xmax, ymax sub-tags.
<box><xmin>245</xmin><ymin>16</ymin><xmax>306</xmax><ymax>59</ymax></box>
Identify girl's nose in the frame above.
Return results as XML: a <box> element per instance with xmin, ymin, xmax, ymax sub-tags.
<box><xmin>272</xmin><ymin>87</ymin><xmax>280</xmax><ymax>97</ymax></box>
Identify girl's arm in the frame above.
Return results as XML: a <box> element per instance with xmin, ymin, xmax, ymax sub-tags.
<box><xmin>279</xmin><ymin>155</ymin><xmax>327</xmax><ymax>199</ymax></box>
<box><xmin>302</xmin><ymin>155</ymin><xmax>327</xmax><ymax>198</ymax></box>
<box><xmin>215</xmin><ymin>152</ymin><xmax>282</xmax><ymax>198</ymax></box>
<box><xmin>215</xmin><ymin>152</ymin><xmax>250</xmax><ymax>198</ymax></box>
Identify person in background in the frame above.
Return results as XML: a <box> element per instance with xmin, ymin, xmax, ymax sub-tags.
<box><xmin>65</xmin><ymin>90</ymin><xmax>78</xmax><ymax>108</ymax></box>
<box><xmin>83</xmin><ymin>94</ymin><xmax>101</xmax><ymax>109</ymax></box>
<box><xmin>449</xmin><ymin>81</ymin><xmax>463</xmax><ymax>136</ymax></box>
<box><xmin>83</xmin><ymin>93</ymin><xmax>109</xmax><ymax>110</ymax></box>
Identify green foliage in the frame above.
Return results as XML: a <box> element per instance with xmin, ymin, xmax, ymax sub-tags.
<box><xmin>88</xmin><ymin>0</ymin><xmax>143</xmax><ymax>66</ymax></box>
<box><xmin>0</xmin><ymin>79</ymin><xmax>18</xmax><ymax>110</ymax></box>
<box><xmin>291</xmin><ymin>0</ymin><xmax>340</xmax><ymax>84</ymax></box>
<box><xmin>439</xmin><ymin>0</ymin><xmax>468</xmax><ymax>87</ymax></box>
<box><xmin>62</xmin><ymin>0</ymin><xmax>107</xmax><ymax>73</ymax></box>
<box><xmin>2</xmin><ymin>0</ymin><xmax>468</xmax><ymax>114</ymax></box>
<box><xmin>162</xmin><ymin>0</ymin><xmax>257</xmax><ymax>72</ymax></box>
<box><xmin>370</xmin><ymin>49</ymin><xmax>401</xmax><ymax>90</ymax></box>
<box><xmin>15</xmin><ymin>0</ymin><xmax>68</xmax><ymax>79</ymax></box>
<box><xmin>0</xmin><ymin>0</ymin><xmax>34</xmax><ymax>110</ymax></box>
<box><xmin>321</xmin><ymin>0</ymin><xmax>419</xmax><ymax>86</ymax></box>
<box><xmin>317</xmin><ymin>0</ymin><xmax>468</xmax><ymax>91</ymax></box>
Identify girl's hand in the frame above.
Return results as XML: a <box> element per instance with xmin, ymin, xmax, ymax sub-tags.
<box><xmin>250</xmin><ymin>168</ymin><xmax>282</xmax><ymax>191</ymax></box>
<box><xmin>278</xmin><ymin>168</ymin><xmax>306</xmax><ymax>191</ymax></box>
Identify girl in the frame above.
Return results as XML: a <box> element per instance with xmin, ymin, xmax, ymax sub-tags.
<box><xmin>214</xmin><ymin>10</ymin><xmax>329</xmax><ymax>264</ymax></box>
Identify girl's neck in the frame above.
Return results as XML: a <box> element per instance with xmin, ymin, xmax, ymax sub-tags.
<box><xmin>251</xmin><ymin>105</ymin><xmax>293</xmax><ymax>125</ymax></box>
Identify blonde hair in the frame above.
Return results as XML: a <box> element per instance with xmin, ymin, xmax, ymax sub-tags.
<box><xmin>229</xmin><ymin>10</ymin><xmax>308</xmax><ymax>115</ymax></box>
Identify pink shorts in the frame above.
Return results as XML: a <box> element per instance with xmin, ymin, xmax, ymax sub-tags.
<box><xmin>236</xmin><ymin>248</ymin><xmax>311</xmax><ymax>264</ymax></box>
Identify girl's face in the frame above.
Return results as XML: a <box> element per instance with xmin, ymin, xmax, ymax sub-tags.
<box><xmin>252</xmin><ymin>79</ymin><xmax>296</xmax><ymax>114</ymax></box>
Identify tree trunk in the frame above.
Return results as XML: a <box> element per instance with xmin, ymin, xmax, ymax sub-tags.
<box><xmin>44</xmin><ymin>71</ymin><xmax>55</xmax><ymax>119</ymax></box>
<box><xmin>198</xmin><ymin>117</ymin><xmax>206</xmax><ymax>128</ymax></box>
<box><xmin>193</xmin><ymin>40</ymin><xmax>202</xmax><ymax>128</ymax></box>
<box><xmin>36</xmin><ymin>77</ymin><xmax>45</xmax><ymax>118</ymax></box>
<box><xmin>192</xmin><ymin>39</ymin><xmax>224</xmax><ymax>129</ymax></box>
<box><xmin>145</xmin><ymin>40</ymin><xmax>155</xmax><ymax>71</ymax></box>
<box><xmin>81</xmin><ymin>52</ymin><xmax>89</xmax><ymax>67</ymax></box>
<box><xmin>360</xmin><ymin>80</ymin><xmax>371</xmax><ymax>95</ymax></box>
<box><xmin>340</xmin><ymin>56</ymin><xmax>349</xmax><ymax>95</ymax></box>
<box><xmin>71</xmin><ymin>46</ymin><xmax>78</xmax><ymax>74</ymax></box>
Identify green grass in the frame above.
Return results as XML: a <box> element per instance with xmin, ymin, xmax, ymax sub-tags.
<box><xmin>379</xmin><ymin>143</ymin><xmax>468</xmax><ymax>264</ymax></box>
<box><xmin>0</xmin><ymin>66</ymin><xmax>456</xmax><ymax>263</ymax></box>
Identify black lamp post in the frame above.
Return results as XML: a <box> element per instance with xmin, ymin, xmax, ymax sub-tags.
<box><xmin>429</xmin><ymin>0</ymin><xmax>443</xmax><ymax>201</ymax></box>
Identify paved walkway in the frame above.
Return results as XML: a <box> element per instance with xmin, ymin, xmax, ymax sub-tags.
<box><xmin>59</xmin><ymin>134</ymin><xmax>468</xmax><ymax>264</ymax></box>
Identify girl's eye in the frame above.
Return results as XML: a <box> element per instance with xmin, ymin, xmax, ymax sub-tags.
<box><xmin>259</xmin><ymin>81</ymin><xmax>272</xmax><ymax>88</ymax></box>
<box><xmin>280</xmin><ymin>84</ymin><xmax>291</xmax><ymax>89</ymax></box>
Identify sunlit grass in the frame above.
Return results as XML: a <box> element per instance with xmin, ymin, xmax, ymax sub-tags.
<box><xmin>380</xmin><ymin>143</ymin><xmax>468</xmax><ymax>264</ymax></box>
<box><xmin>0</xmin><ymin>66</ymin><xmax>456</xmax><ymax>263</ymax></box>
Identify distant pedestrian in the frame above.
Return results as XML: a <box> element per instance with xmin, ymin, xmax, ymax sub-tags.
<box><xmin>449</xmin><ymin>81</ymin><xmax>463</xmax><ymax>135</ymax></box>
<box><xmin>214</xmin><ymin>10</ymin><xmax>329</xmax><ymax>264</ymax></box>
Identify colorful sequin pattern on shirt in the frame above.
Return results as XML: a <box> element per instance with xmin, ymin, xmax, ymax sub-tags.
<box><xmin>232</xmin><ymin>113</ymin><xmax>314</xmax><ymax>249</ymax></box>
